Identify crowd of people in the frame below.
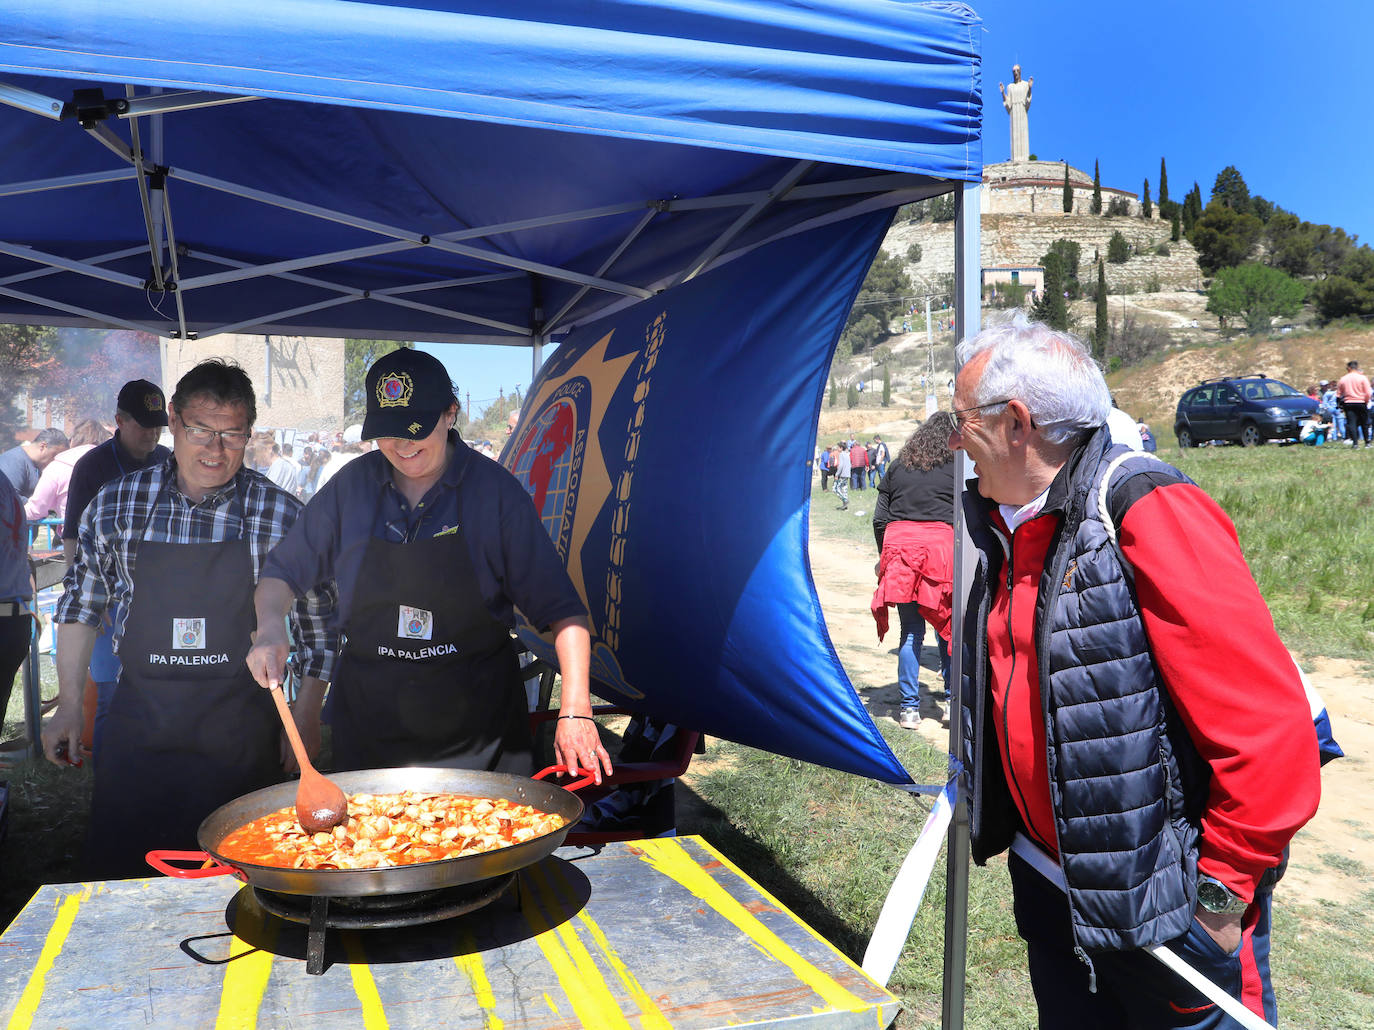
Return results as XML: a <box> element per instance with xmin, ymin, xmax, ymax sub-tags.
<box><xmin>0</xmin><ymin>315</ymin><xmax>1345</xmax><ymax>1026</ymax></box>
<box><xmin>1305</xmin><ymin>360</ymin><xmax>1374</xmax><ymax>445</ymax></box>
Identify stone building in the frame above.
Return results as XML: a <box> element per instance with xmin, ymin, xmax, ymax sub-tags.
<box><xmin>981</xmin><ymin>160</ymin><xmax>1142</xmax><ymax>218</ymax></box>
<box><xmin>161</xmin><ymin>334</ymin><xmax>346</xmax><ymax>433</ymax></box>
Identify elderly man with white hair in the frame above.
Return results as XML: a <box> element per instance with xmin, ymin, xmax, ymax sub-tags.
<box><xmin>950</xmin><ymin>312</ymin><xmax>1320</xmax><ymax>1028</ymax></box>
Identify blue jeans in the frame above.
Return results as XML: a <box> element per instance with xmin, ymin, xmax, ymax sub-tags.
<box><xmin>896</xmin><ymin>602</ymin><xmax>950</xmax><ymax>708</ymax></box>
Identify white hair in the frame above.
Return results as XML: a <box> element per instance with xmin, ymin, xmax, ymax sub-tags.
<box><xmin>955</xmin><ymin>311</ymin><xmax>1111</xmax><ymax>446</ymax></box>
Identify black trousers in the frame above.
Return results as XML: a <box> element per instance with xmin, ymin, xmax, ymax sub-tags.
<box><xmin>1343</xmin><ymin>401</ymin><xmax>1370</xmax><ymax>443</ymax></box>
<box><xmin>0</xmin><ymin>614</ymin><xmax>30</xmax><ymax>727</ymax></box>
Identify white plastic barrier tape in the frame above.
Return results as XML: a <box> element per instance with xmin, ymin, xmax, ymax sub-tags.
<box><xmin>861</xmin><ymin>779</ymin><xmax>956</xmax><ymax>986</ymax></box>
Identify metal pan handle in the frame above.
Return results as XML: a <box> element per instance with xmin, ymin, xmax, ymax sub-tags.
<box><xmin>532</xmin><ymin>765</ymin><xmax>598</xmax><ymax>792</ymax></box>
<box><xmin>145</xmin><ymin>850</ymin><xmax>241</xmax><ymax>879</ymax></box>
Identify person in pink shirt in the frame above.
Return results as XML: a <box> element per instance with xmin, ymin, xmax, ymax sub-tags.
<box><xmin>1336</xmin><ymin>359</ymin><xmax>1372</xmax><ymax>446</ymax></box>
<box><xmin>22</xmin><ymin>419</ymin><xmax>109</xmax><ymax>521</ymax></box>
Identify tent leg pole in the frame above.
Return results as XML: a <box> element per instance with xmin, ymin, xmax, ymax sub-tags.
<box><xmin>942</xmin><ymin>179</ymin><xmax>980</xmax><ymax>1030</ymax></box>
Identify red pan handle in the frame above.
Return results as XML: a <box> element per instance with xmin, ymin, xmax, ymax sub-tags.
<box><xmin>532</xmin><ymin>765</ymin><xmax>598</xmax><ymax>792</ymax></box>
<box><xmin>145</xmin><ymin>850</ymin><xmax>242</xmax><ymax>879</ymax></box>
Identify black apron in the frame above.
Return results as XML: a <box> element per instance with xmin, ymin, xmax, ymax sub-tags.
<box><xmin>329</xmin><ymin>523</ymin><xmax>531</xmax><ymax>774</ymax></box>
<box><xmin>86</xmin><ymin>489</ymin><xmax>280</xmax><ymax>880</ymax></box>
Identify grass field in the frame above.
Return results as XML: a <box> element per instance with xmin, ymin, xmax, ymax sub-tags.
<box><xmin>2</xmin><ymin>442</ymin><xmax>1371</xmax><ymax>1027</ymax></box>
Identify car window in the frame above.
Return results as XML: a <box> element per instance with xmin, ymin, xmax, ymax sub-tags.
<box><xmin>1264</xmin><ymin>380</ymin><xmax>1300</xmax><ymax>398</ymax></box>
<box><xmin>1188</xmin><ymin>387</ymin><xmax>1213</xmax><ymax>407</ymax></box>
<box><xmin>1240</xmin><ymin>381</ymin><xmax>1265</xmax><ymax>400</ymax></box>
<box><xmin>1216</xmin><ymin>386</ymin><xmax>1241</xmax><ymax>404</ymax></box>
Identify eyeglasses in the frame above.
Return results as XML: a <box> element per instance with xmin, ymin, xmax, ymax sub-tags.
<box><xmin>177</xmin><ymin>417</ymin><xmax>250</xmax><ymax>450</ymax></box>
<box><xmin>950</xmin><ymin>398</ymin><xmax>1013</xmax><ymax>433</ymax></box>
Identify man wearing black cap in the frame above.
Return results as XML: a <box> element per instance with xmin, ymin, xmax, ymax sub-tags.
<box><xmin>55</xmin><ymin>379</ymin><xmax>172</xmax><ymax>762</ymax></box>
<box><xmin>247</xmin><ymin>347</ymin><xmax>612</xmax><ymax>784</ymax></box>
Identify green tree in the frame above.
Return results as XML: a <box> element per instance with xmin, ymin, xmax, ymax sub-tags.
<box><xmin>1031</xmin><ymin>252</ymin><xmax>1069</xmax><ymax>330</ymax></box>
<box><xmin>1091</xmin><ymin>160</ymin><xmax>1102</xmax><ymax>215</ymax></box>
<box><xmin>829</xmin><ymin>378</ymin><xmax>838</xmax><ymax>407</ymax></box>
<box><xmin>839</xmin><ymin>248</ymin><xmax>912</xmax><ymax>358</ymax></box>
<box><xmin>1094</xmin><ymin>260</ymin><xmax>1108</xmax><ymax>361</ymax></box>
<box><xmin>882</xmin><ymin>364</ymin><xmax>892</xmax><ymax>407</ymax></box>
<box><xmin>906</xmin><ymin>243</ymin><xmax>922</xmax><ymax>264</ymax></box>
<box><xmin>1171</xmin><ymin>207</ymin><xmax>1181</xmax><ymax>242</ymax></box>
<box><xmin>1182</xmin><ymin>183</ymin><xmax>1203</xmax><ymax>233</ymax></box>
<box><xmin>345</xmin><ymin>338</ymin><xmax>414</xmax><ymax>423</ymax></box>
<box><xmin>0</xmin><ymin>325</ymin><xmax>56</xmax><ymax>445</ymax></box>
<box><xmin>1189</xmin><ymin>202</ymin><xmax>1263</xmax><ymax>275</ymax></box>
<box><xmin>1107</xmin><ymin>231</ymin><xmax>1130</xmax><ymax>264</ymax></box>
<box><xmin>1040</xmin><ymin>239</ymin><xmax>1081</xmax><ymax>299</ymax></box>
<box><xmin>1062</xmin><ymin>165</ymin><xmax>1073</xmax><ymax>213</ymax></box>
<box><xmin>1311</xmin><ymin>275</ymin><xmax>1374</xmax><ymax>323</ymax></box>
<box><xmin>1205</xmin><ymin>263</ymin><xmax>1306</xmax><ymax>335</ymax></box>
<box><xmin>846</xmin><ymin>382</ymin><xmax>859</xmax><ymax>409</ymax></box>
<box><xmin>1158</xmin><ymin>157</ymin><xmax>1169</xmax><ymax>210</ymax></box>
<box><xmin>1142</xmin><ymin>178</ymin><xmax>1152</xmax><ymax>219</ymax></box>
<box><xmin>1210</xmin><ymin>166</ymin><xmax>1251</xmax><ymax>214</ymax></box>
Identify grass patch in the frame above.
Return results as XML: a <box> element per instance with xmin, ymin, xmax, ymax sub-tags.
<box><xmin>1318</xmin><ymin>852</ymin><xmax>1369</xmax><ymax>878</ymax></box>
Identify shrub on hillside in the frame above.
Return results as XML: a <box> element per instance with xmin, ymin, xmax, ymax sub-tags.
<box><xmin>1107</xmin><ymin>231</ymin><xmax>1130</xmax><ymax>264</ymax></box>
<box><xmin>1107</xmin><ymin>196</ymin><xmax>1131</xmax><ymax>216</ymax></box>
<box><xmin>1109</xmin><ymin>312</ymin><xmax>1172</xmax><ymax>367</ymax></box>
<box><xmin>1154</xmin><ymin>242</ymin><xmax>1171</xmax><ymax>257</ymax></box>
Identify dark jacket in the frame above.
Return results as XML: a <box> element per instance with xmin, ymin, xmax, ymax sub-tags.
<box><xmin>959</xmin><ymin>428</ymin><xmax>1209</xmax><ymax>953</ymax></box>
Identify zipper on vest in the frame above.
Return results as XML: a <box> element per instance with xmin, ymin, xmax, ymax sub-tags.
<box><xmin>1073</xmin><ymin>945</ymin><xmax>1098</xmax><ymax>993</ymax></box>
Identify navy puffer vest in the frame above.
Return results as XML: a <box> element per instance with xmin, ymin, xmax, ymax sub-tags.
<box><xmin>960</xmin><ymin>429</ymin><xmax>1210</xmax><ymax>953</ymax></box>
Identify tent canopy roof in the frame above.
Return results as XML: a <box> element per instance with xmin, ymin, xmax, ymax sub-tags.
<box><xmin>0</xmin><ymin>0</ymin><xmax>982</xmax><ymax>343</ymax></box>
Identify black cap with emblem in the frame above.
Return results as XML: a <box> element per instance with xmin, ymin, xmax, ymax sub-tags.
<box><xmin>362</xmin><ymin>348</ymin><xmax>458</xmax><ymax>441</ymax></box>
<box><xmin>116</xmin><ymin>378</ymin><xmax>169</xmax><ymax>428</ymax></box>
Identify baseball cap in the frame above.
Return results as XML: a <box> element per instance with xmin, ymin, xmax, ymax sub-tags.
<box><xmin>116</xmin><ymin>379</ymin><xmax>168</xmax><ymax>427</ymax></box>
<box><xmin>362</xmin><ymin>348</ymin><xmax>456</xmax><ymax>441</ymax></box>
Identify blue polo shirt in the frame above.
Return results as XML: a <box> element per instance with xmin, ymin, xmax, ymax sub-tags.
<box><xmin>63</xmin><ymin>432</ymin><xmax>171</xmax><ymax>542</ymax></box>
<box><xmin>263</xmin><ymin>432</ymin><xmax>587</xmax><ymax>633</ymax></box>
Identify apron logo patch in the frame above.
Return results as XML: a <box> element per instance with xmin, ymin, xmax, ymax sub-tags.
<box><xmin>173</xmin><ymin>617</ymin><xmax>206</xmax><ymax>650</ymax></box>
<box><xmin>398</xmin><ymin>605</ymin><xmax>433</xmax><ymax>640</ymax></box>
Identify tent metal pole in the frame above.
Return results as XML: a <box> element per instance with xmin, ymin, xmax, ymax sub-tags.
<box><xmin>160</xmin><ymin>184</ymin><xmax>190</xmax><ymax>340</ymax></box>
<box><xmin>0</xmin><ymin>240</ymin><xmax>147</xmax><ymax>289</ymax></box>
<box><xmin>0</xmin><ymin>246</ymin><xmax>147</xmax><ymax>287</ymax></box>
<box><xmin>942</xmin><ymin>179</ymin><xmax>980</xmax><ymax>1030</ymax></box>
<box><xmin>177</xmin><ymin>241</ymin><xmax>417</xmax><ymax>291</ymax></box>
<box><xmin>425</xmin><ymin>237</ymin><xmax>652</xmax><ymax>299</ymax></box>
<box><xmin>124</xmin><ymin>87</ymin><xmax>165</xmax><ymax>291</ymax></box>
<box><xmin>0</xmin><ymin>79</ymin><xmax>64</xmax><ymax>120</ymax></box>
<box><xmin>0</xmin><ymin>284</ymin><xmax>160</xmax><ymax>334</ymax></box>
<box><xmin>0</xmin><ymin>169</ymin><xmax>135</xmax><ymax>198</ymax></box>
<box><xmin>673</xmin><ymin>160</ymin><xmax>813</xmax><ymax>287</ymax></box>
<box><xmin>547</xmin><ymin>206</ymin><xmax>659</xmax><ymax>330</ymax></box>
<box><xmin>116</xmin><ymin>91</ymin><xmax>259</xmax><ymax>118</ymax></box>
<box><xmin>377</xmin><ymin>272</ymin><xmax>525</xmax><ymax>294</ymax></box>
<box><xmin>434</xmin><ymin>201</ymin><xmax>648</xmax><ymax>242</ymax></box>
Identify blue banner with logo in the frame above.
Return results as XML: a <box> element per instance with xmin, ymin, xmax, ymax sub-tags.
<box><xmin>506</xmin><ymin>212</ymin><xmax>909</xmax><ymax>784</ymax></box>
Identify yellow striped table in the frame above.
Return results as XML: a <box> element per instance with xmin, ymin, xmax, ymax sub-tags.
<box><xmin>1</xmin><ymin>835</ymin><xmax>899</xmax><ymax>1029</ymax></box>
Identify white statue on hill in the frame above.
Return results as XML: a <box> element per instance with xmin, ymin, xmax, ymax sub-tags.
<box><xmin>999</xmin><ymin>64</ymin><xmax>1033</xmax><ymax>162</ymax></box>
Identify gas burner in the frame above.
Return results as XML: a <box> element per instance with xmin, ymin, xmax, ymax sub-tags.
<box><xmin>252</xmin><ymin>874</ymin><xmax>515</xmax><ymax>974</ymax></box>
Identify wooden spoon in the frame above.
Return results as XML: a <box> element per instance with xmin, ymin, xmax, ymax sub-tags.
<box><xmin>268</xmin><ymin>681</ymin><xmax>349</xmax><ymax>833</ymax></box>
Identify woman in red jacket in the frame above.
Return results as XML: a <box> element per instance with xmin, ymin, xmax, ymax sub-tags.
<box><xmin>870</xmin><ymin>412</ymin><xmax>956</xmax><ymax>728</ymax></box>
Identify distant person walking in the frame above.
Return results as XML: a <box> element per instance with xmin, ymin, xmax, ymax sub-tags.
<box><xmin>1336</xmin><ymin>360</ymin><xmax>1372</xmax><ymax>446</ymax></box>
<box><xmin>849</xmin><ymin>439</ymin><xmax>868</xmax><ymax>491</ymax></box>
<box><xmin>832</xmin><ymin>444</ymin><xmax>850</xmax><ymax>511</ymax></box>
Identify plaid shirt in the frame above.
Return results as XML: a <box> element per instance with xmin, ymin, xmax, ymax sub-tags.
<box><xmin>57</xmin><ymin>457</ymin><xmax>338</xmax><ymax>681</ymax></box>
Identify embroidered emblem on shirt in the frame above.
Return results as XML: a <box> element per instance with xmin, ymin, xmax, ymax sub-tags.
<box><xmin>377</xmin><ymin>372</ymin><xmax>414</xmax><ymax>408</ymax></box>
<box><xmin>173</xmin><ymin>617</ymin><xmax>206</xmax><ymax>650</ymax></box>
<box><xmin>408</xmin><ymin>421</ymin><xmax>423</xmax><ymax>435</ymax></box>
<box><xmin>398</xmin><ymin>605</ymin><xmax>433</xmax><ymax>640</ymax></box>
<box><xmin>433</xmin><ymin>525</ymin><xmax>459</xmax><ymax>537</ymax></box>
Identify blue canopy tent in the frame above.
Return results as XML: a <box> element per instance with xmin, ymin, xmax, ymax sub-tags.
<box><xmin>0</xmin><ymin>0</ymin><xmax>983</xmax><ymax>786</ymax></box>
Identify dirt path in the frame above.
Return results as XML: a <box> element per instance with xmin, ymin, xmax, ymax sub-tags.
<box><xmin>803</xmin><ymin>531</ymin><xmax>1372</xmax><ymax>904</ymax></box>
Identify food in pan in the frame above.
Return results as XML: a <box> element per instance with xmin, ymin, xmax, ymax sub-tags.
<box><xmin>217</xmin><ymin>791</ymin><xmax>566</xmax><ymax>870</ymax></box>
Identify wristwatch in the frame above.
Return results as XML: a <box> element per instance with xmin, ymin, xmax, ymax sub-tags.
<box><xmin>1196</xmin><ymin>876</ymin><xmax>1248</xmax><ymax>914</ymax></box>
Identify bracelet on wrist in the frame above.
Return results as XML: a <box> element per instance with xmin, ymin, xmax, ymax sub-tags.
<box><xmin>557</xmin><ymin>714</ymin><xmax>596</xmax><ymax>722</ymax></box>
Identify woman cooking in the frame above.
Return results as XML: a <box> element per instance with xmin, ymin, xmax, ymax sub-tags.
<box><xmin>246</xmin><ymin>348</ymin><xmax>610</xmax><ymax>783</ymax></box>
<box><xmin>869</xmin><ymin>412</ymin><xmax>957</xmax><ymax>729</ymax></box>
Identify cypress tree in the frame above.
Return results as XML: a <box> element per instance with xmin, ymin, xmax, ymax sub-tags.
<box><xmin>846</xmin><ymin>382</ymin><xmax>858</xmax><ymax>409</ymax></box>
<box><xmin>1094</xmin><ymin>259</ymin><xmax>1108</xmax><ymax>362</ymax></box>
<box><xmin>1159</xmin><ymin>157</ymin><xmax>1169</xmax><ymax>210</ymax></box>
<box><xmin>1032</xmin><ymin>252</ymin><xmax>1069</xmax><ymax>330</ymax></box>
<box><xmin>1171</xmin><ymin>207</ymin><xmax>1181</xmax><ymax>242</ymax></box>
<box><xmin>1062</xmin><ymin>164</ymin><xmax>1073</xmax><ymax>213</ymax></box>
<box><xmin>882</xmin><ymin>364</ymin><xmax>891</xmax><ymax>407</ymax></box>
<box><xmin>1091</xmin><ymin>160</ymin><xmax>1102</xmax><ymax>214</ymax></box>
<box><xmin>1142</xmin><ymin>178</ymin><xmax>1153</xmax><ymax>219</ymax></box>
<box><xmin>829</xmin><ymin>377</ymin><xmax>837</xmax><ymax>407</ymax></box>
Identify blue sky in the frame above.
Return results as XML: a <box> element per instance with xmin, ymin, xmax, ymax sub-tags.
<box><xmin>419</xmin><ymin>1</ymin><xmax>1373</xmax><ymax>407</ymax></box>
<box><xmin>972</xmin><ymin>0</ymin><xmax>1374</xmax><ymax>242</ymax></box>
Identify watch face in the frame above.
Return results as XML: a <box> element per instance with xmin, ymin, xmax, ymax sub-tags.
<box><xmin>1197</xmin><ymin>880</ymin><xmax>1228</xmax><ymax>910</ymax></box>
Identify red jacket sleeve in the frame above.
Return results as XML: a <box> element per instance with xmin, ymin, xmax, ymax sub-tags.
<box><xmin>1118</xmin><ymin>482</ymin><xmax>1320</xmax><ymax>900</ymax></box>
